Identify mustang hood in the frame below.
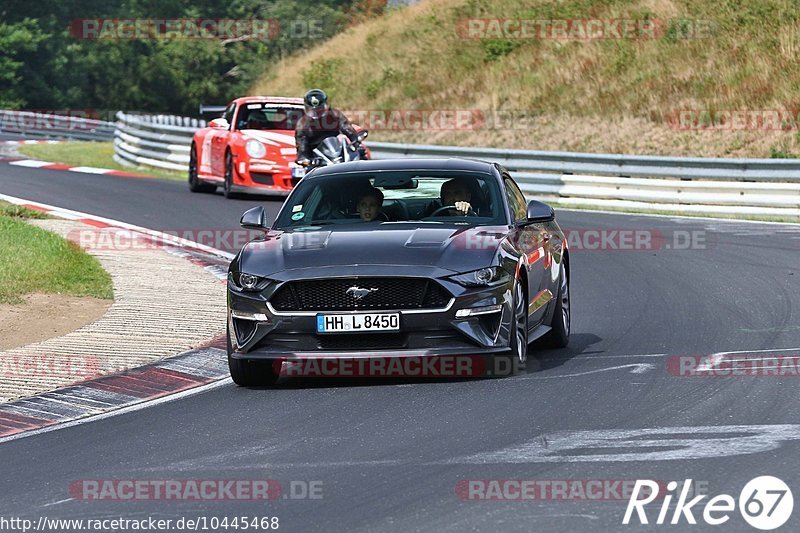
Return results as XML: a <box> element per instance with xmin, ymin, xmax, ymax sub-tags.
<box><xmin>238</xmin><ymin>225</ymin><xmax>508</xmax><ymax>278</ymax></box>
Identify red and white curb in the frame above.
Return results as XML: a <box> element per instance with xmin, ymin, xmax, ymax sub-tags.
<box><xmin>6</xmin><ymin>158</ymin><xmax>151</xmax><ymax>178</ymax></box>
<box><xmin>0</xmin><ymin>343</ymin><xmax>230</xmax><ymax>443</ymax></box>
<box><xmin>0</xmin><ymin>193</ymin><xmax>236</xmax><ymax>441</ymax></box>
<box><xmin>2</xmin><ymin>140</ymin><xmax>63</xmax><ymax>145</ymax></box>
<box><xmin>0</xmin><ymin>193</ymin><xmax>235</xmax><ymax>269</ymax></box>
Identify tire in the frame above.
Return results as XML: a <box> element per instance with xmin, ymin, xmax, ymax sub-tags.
<box><xmin>223</xmin><ymin>150</ymin><xmax>239</xmax><ymax>199</ymax></box>
<box><xmin>227</xmin><ymin>325</ymin><xmax>279</xmax><ymax>387</ymax></box>
<box><xmin>542</xmin><ymin>263</ymin><xmax>570</xmax><ymax>348</ymax></box>
<box><xmin>188</xmin><ymin>144</ymin><xmax>215</xmax><ymax>193</ymax></box>
<box><xmin>508</xmin><ymin>280</ymin><xmax>528</xmax><ymax>375</ymax></box>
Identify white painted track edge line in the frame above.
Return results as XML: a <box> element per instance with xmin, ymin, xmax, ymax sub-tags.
<box><xmin>0</xmin><ymin>378</ymin><xmax>232</xmax><ymax>445</ymax></box>
<box><xmin>0</xmin><ymin>192</ymin><xmax>235</xmax><ymax>260</ymax></box>
<box><xmin>556</xmin><ymin>206</ymin><xmax>800</xmax><ymax>227</ymax></box>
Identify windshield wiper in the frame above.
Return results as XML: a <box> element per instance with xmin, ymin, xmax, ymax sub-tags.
<box><xmin>287</xmin><ymin>220</ymin><xmax>336</xmax><ymax>229</ymax></box>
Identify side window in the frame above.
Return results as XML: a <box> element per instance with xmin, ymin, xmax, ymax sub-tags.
<box><xmin>504</xmin><ymin>177</ymin><xmax>527</xmax><ymax>222</ymax></box>
<box><xmin>223</xmin><ymin>103</ymin><xmax>236</xmax><ymax>129</ymax></box>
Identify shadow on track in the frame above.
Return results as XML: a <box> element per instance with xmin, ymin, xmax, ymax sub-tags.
<box><xmin>527</xmin><ymin>332</ymin><xmax>604</xmax><ymax>374</ymax></box>
<box><xmin>232</xmin><ymin>333</ymin><xmax>604</xmax><ymax>391</ymax></box>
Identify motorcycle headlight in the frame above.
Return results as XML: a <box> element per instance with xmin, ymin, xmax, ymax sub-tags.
<box><xmin>229</xmin><ymin>271</ymin><xmax>271</xmax><ymax>291</ymax></box>
<box><xmin>245</xmin><ymin>139</ymin><xmax>266</xmax><ymax>158</ymax></box>
<box><xmin>449</xmin><ymin>267</ymin><xmax>510</xmax><ymax>287</ymax></box>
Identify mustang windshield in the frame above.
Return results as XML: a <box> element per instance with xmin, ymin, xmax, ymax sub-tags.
<box><xmin>274</xmin><ymin>171</ymin><xmax>506</xmax><ymax>229</ymax></box>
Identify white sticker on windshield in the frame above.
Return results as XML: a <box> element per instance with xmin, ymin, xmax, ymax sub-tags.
<box><xmin>292</xmin><ymin>204</ymin><xmax>303</xmax><ymax>212</ymax></box>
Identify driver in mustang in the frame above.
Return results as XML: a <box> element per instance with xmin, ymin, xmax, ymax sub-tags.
<box><xmin>421</xmin><ymin>177</ymin><xmax>475</xmax><ymax>217</ymax></box>
<box><xmin>295</xmin><ymin>88</ymin><xmax>361</xmax><ymax>167</ymax></box>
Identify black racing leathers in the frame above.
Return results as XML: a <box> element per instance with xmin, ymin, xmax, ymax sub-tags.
<box><xmin>295</xmin><ymin>108</ymin><xmax>358</xmax><ymax>161</ymax></box>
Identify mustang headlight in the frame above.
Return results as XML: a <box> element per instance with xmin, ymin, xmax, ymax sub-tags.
<box><xmin>228</xmin><ymin>271</ymin><xmax>271</xmax><ymax>292</ymax></box>
<box><xmin>245</xmin><ymin>139</ymin><xmax>266</xmax><ymax>158</ymax></box>
<box><xmin>449</xmin><ymin>267</ymin><xmax>510</xmax><ymax>287</ymax></box>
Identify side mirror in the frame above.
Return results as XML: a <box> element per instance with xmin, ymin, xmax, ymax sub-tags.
<box><xmin>526</xmin><ymin>200</ymin><xmax>555</xmax><ymax>223</ymax></box>
<box><xmin>209</xmin><ymin>118</ymin><xmax>229</xmax><ymax>130</ymax></box>
<box><xmin>240</xmin><ymin>206</ymin><xmax>268</xmax><ymax>230</ymax></box>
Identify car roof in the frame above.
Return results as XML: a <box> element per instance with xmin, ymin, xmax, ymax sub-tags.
<box><xmin>307</xmin><ymin>158</ymin><xmax>499</xmax><ymax>178</ymax></box>
<box><xmin>232</xmin><ymin>96</ymin><xmax>304</xmax><ymax>106</ymax></box>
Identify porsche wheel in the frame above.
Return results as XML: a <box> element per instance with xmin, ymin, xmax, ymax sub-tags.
<box><xmin>223</xmin><ymin>150</ymin><xmax>238</xmax><ymax>199</ymax></box>
<box><xmin>188</xmin><ymin>144</ymin><xmax>215</xmax><ymax>193</ymax></box>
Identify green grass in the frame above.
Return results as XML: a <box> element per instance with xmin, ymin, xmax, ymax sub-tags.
<box><xmin>251</xmin><ymin>0</ymin><xmax>800</xmax><ymax>158</ymax></box>
<box><xmin>0</xmin><ymin>201</ymin><xmax>51</xmax><ymax>220</ymax></box>
<box><xmin>17</xmin><ymin>142</ymin><xmax>186</xmax><ymax>182</ymax></box>
<box><xmin>0</xmin><ymin>204</ymin><xmax>114</xmax><ymax>304</ymax></box>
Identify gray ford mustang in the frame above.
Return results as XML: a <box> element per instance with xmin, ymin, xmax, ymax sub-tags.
<box><xmin>226</xmin><ymin>158</ymin><xmax>570</xmax><ymax>386</ymax></box>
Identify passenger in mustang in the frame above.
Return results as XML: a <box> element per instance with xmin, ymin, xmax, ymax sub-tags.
<box><xmin>356</xmin><ymin>187</ymin><xmax>386</xmax><ymax>222</ymax></box>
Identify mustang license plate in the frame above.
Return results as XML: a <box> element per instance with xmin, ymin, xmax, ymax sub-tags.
<box><xmin>316</xmin><ymin>313</ymin><xmax>400</xmax><ymax>333</ymax></box>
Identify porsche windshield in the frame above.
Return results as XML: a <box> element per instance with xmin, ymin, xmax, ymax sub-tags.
<box><xmin>274</xmin><ymin>171</ymin><xmax>506</xmax><ymax>229</ymax></box>
<box><xmin>236</xmin><ymin>104</ymin><xmax>304</xmax><ymax>131</ymax></box>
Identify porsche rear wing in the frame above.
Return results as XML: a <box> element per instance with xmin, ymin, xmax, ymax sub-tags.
<box><xmin>199</xmin><ymin>104</ymin><xmax>226</xmax><ymax>117</ymax></box>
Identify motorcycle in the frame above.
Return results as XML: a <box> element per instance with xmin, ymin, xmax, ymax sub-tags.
<box><xmin>292</xmin><ymin>130</ymin><xmax>369</xmax><ymax>179</ymax></box>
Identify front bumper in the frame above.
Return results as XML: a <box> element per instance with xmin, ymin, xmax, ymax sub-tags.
<box><xmin>238</xmin><ymin>160</ymin><xmax>298</xmax><ymax>193</ymax></box>
<box><xmin>227</xmin><ymin>277</ymin><xmax>514</xmax><ymax>360</ymax></box>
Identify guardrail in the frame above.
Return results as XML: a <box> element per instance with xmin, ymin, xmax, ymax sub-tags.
<box><xmin>367</xmin><ymin>142</ymin><xmax>800</xmax><ymax>218</ymax></box>
<box><xmin>0</xmin><ymin>110</ymin><xmax>115</xmax><ymax>141</ymax></box>
<box><xmin>113</xmin><ymin>111</ymin><xmax>205</xmax><ymax>171</ymax></box>
<box><xmin>10</xmin><ymin>110</ymin><xmax>792</xmax><ymax>219</ymax></box>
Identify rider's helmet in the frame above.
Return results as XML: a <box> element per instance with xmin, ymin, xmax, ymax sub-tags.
<box><xmin>303</xmin><ymin>89</ymin><xmax>329</xmax><ymax>120</ymax></box>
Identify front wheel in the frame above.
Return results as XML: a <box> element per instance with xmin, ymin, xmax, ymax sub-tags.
<box><xmin>542</xmin><ymin>263</ymin><xmax>570</xmax><ymax>348</ymax></box>
<box><xmin>228</xmin><ymin>357</ymin><xmax>280</xmax><ymax>387</ymax></box>
<box><xmin>223</xmin><ymin>151</ymin><xmax>239</xmax><ymax>199</ymax></box>
<box><xmin>509</xmin><ymin>280</ymin><xmax>528</xmax><ymax>374</ymax></box>
<box><xmin>188</xmin><ymin>144</ymin><xmax>215</xmax><ymax>193</ymax></box>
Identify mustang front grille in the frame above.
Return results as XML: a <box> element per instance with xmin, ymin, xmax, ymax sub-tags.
<box><xmin>270</xmin><ymin>278</ymin><xmax>451</xmax><ymax>312</ymax></box>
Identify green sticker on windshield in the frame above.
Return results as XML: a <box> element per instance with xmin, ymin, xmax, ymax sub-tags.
<box><xmin>291</xmin><ymin>212</ymin><xmax>304</xmax><ymax>221</ymax></box>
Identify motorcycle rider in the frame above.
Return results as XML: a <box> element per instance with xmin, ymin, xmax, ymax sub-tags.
<box><xmin>295</xmin><ymin>89</ymin><xmax>361</xmax><ymax>167</ymax></box>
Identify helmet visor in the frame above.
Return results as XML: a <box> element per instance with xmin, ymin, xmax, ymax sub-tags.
<box><xmin>304</xmin><ymin>103</ymin><xmax>328</xmax><ymax>120</ymax></box>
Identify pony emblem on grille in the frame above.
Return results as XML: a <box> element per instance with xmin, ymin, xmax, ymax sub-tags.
<box><xmin>346</xmin><ymin>286</ymin><xmax>378</xmax><ymax>301</ymax></box>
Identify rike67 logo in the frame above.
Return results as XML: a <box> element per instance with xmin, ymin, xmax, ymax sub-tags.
<box><xmin>623</xmin><ymin>476</ymin><xmax>793</xmax><ymax>529</ymax></box>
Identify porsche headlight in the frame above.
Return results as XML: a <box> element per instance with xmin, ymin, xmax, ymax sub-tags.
<box><xmin>449</xmin><ymin>267</ymin><xmax>510</xmax><ymax>287</ymax></box>
<box><xmin>245</xmin><ymin>139</ymin><xmax>266</xmax><ymax>158</ymax></box>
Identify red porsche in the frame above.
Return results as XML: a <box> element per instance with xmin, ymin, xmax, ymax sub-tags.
<box><xmin>188</xmin><ymin>96</ymin><xmax>308</xmax><ymax>198</ymax></box>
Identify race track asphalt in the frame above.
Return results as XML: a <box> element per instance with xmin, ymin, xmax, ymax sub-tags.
<box><xmin>1</xmin><ymin>162</ymin><xmax>799</xmax><ymax>532</ymax></box>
